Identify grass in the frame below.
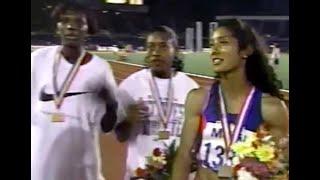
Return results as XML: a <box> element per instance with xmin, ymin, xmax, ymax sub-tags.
<box><xmin>93</xmin><ymin>51</ymin><xmax>289</xmax><ymax>90</ymax></box>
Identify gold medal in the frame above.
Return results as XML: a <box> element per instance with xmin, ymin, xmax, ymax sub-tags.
<box><xmin>218</xmin><ymin>165</ymin><xmax>233</xmax><ymax>178</ymax></box>
<box><xmin>51</xmin><ymin>113</ymin><xmax>65</xmax><ymax>123</ymax></box>
<box><xmin>158</xmin><ymin>130</ymin><xmax>170</xmax><ymax>140</ymax></box>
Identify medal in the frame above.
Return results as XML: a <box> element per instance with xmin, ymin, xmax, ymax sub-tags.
<box><xmin>51</xmin><ymin>113</ymin><xmax>65</xmax><ymax>123</ymax></box>
<box><xmin>149</xmin><ymin>69</ymin><xmax>174</xmax><ymax>140</ymax></box>
<box><xmin>218</xmin><ymin>165</ymin><xmax>233</xmax><ymax>178</ymax></box>
<box><xmin>158</xmin><ymin>130</ymin><xmax>170</xmax><ymax>140</ymax></box>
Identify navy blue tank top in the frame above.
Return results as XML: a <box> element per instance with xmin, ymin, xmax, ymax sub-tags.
<box><xmin>202</xmin><ymin>82</ymin><xmax>263</xmax><ymax>132</ymax></box>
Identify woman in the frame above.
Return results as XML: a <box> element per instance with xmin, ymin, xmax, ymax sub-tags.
<box><xmin>172</xmin><ymin>19</ymin><xmax>289</xmax><ymax>180</ymax></box>
<box><xmin>114</xmin><ymin>26</ymin><xmax>199</xmax><ymax>179</ymax></box>
<box><xmin>31</xmin><ymin>3</ymin><xmax>118</xmax><ymax>180</ymax></box>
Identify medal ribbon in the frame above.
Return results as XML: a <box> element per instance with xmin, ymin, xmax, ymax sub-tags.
<box><xmin>148</xmin><ymin>69</ymin><xmax>174</xmax><ymax>129</ymax></box>
<box><xmin>218</xmin><ymin>85</ymin><xmax>256</xmax><ymax>160</ymax></box>
<box><xmin>52</xmin><ymin>47</ymin><xmax>86</xmax><ymax>109</ymax></box>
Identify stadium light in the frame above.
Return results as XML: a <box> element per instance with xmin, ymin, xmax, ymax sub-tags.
<box><xmin>106</xmin><ymin>0</ymin><xmax>126</xmax><ymax>4</ymax></box>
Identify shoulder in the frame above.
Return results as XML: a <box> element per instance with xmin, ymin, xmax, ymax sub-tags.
<box><xmin>31</xmin><ymin>46</ymin><xmax>58</xmax><ymax>70</ymax></box>
<box><xmin>185</xmin><ymin>87</ymin><xmax>209</xmax><ymax>113</ymax></box>
<box><xmin>261</xmin><ymin>93</ymin><xmax>288</xmax><ymax>126</ymax></box>
<box><xmin>125</xmin><ymin>68</ymin><xmax>146</xmax><ymax>79</ymax></box>
<box><xmin>187</xmin><ymin>87</ymin><xmax>208</xmax><ymax>100</ymax></box>
<box><xmin>31</xmin><ymin>46</ymin><xmax>57</xmax><ymax>60</ymax></box>
<box><xmin>185</xmin><ymin>87</ymin><xmax>208</xmax><ymax>115</ymax></box>
<box><xmin>174</xmin><ymin>72</ymin><xmax>199</xmax><ymax>88</ymax></box>
<box><xmin>90</xmin><ymin>54</ymin><xmax>112</xmax><ymax>70</ymax></box>
<box><xmin>119</xmin><ymin>69</ymin><xmax>147</xmax><ymax>88</ymax></box>
<box><xmin>261</xmin><ymin>93</ymin><xmax>284</xmax><ymax>107</ymax></box>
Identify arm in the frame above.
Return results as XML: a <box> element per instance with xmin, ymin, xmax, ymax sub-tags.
<box><xmin>114</xmin><ymin>102</ymin><xmax>141</xmax><ymax>142</ymax></box>
<box><xmin>114</xmin><ymin>78</ymin><xmax>148</xmax><ymax>142</ymax></box>
<box><xmin>262</xmin><ymin>95</ymin><xmax>289</xmax><ymax>157</ymax></box>
<box><xmin>172</xmin><ymin>88</ymin><xmax>207</xmax><ymax>180</ymax></box>
<box><xmin>114</xmin><ymin>94</ymin><xmax>148</xmax><ymax>142</ymax></box>
<box><xmin>100</xmin><ymin>62</ymin><xmax>119</xmax><ymax>133</ymax></box>
<box><xmin>100</xmin><ymin>88</ymin><xmax>118</xmax><ymax>133</ymax></box>
<box><xmin>31</xmin><ymin>49</ymin><xmax>43</xmax><ymax>115</ymax></box>
<box><xmin>31</xmin><ymin>53</ymin><xmax>37</xmax><ymax>114</ymax></box>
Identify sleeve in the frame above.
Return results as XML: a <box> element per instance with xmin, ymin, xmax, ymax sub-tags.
<box><xmin>103</xmin><ymin>61</ymin><xmax>118</xmax><ymax>102</ymax></box>
<box><xmin>115</xmin><ymin>76</ymin><xmax>137</xmax><ymax>124</ymax></box>
<box><xmin>101</xmin><ymin>61</ymin><xmax>137</xmax><ymax>128</ymax></box>
<box><xmin>98</xmin><ymin>61</ymin><xmax>122</xmax><ymax>133</ymax></box>
<box><xmin>31</xmin><ymin>51</ymin><xmax>39</xmax><ymax>115</ymax></box>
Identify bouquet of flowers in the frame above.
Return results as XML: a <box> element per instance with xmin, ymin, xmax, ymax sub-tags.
<box><xmin>132</xmin><ymin>141</ymin><xmax>177</xmax><ymax>180</ymax></box>
<box><xmin>231</xmin><ymin>126</ymin><xmax>289</xmax><ymax>180</ymax></box>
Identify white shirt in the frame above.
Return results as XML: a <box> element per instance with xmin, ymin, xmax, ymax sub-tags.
<box><xmin>118</xmin><ymin>69</ymin><xmax>199</xmax><ymax>178</ymax></box>
<box><xmin>31</xmin><ymin>46</ymin><xmax>118</xmax><ymax>180</ymax></box>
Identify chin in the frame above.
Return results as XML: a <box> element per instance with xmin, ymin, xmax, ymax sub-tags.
<box><xmin>62</xmin><ymin>41</ymin><xmax>82</xmax><ymax>47</ymax></box>
<box><xmin>150</xmin><ymin>66</ymin><xmax>162</xmax><ymax>73</ymax></box>
<box><xmin>212</xmin><ymin>66</ymin><xmax>226</xmax><ymax>73</ymax></box>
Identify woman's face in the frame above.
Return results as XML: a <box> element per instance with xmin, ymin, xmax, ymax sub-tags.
<box><xmin>145</xmin><ymin>32</ymin><xmax>176</xmax><ymax>74</ymax></box>
<box><xmin>210</xmin><ymin>27</ymin><xmax>245</xmax><ymax>74</ymax></box>
<box><xmin>57</xmin><ymin>10</ymin><xmax>88</xmax><ymax>47</ymax></box>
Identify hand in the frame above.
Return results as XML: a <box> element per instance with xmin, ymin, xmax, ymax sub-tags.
<box><xmin>126</xmin><ymin>100</ymin><xmax>149</xmax><ymax>124</ymax></box>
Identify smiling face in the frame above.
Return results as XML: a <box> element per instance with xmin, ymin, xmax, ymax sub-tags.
<box><xmin>57</xmin><ymin>10</ymin><xmax>88</xmax><ymax>47</ymax></box>
<box><xmin>210</xmin><ymin>27</ymin><xmax>245</xmax><ymax>74</ymax></box>
<box><xmin>145</xmin><ymin>32</ymin><xmax>176</xmax><ymax>75</ymax></box>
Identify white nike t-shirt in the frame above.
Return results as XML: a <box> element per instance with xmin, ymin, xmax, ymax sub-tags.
<box><xmin>118</xmin><ymin>69</ymin><xmax>199</xmax><ymax>178</ymax></box>
<box><xmin>31</xmin><ymin>46</ymin><xmax>118</xmax><ymax>180</ymax></box>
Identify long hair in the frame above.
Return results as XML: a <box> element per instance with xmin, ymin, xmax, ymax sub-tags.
<box><xmin>217</xmin><ymin>19</ymin><xmax>283</xmax><ymax>99</ymax></box>
<box><xmin>51</xmin><ymin>2</ymin><xmax>98</xmax><ymax>35</ymax></box>
<box><xmin>145</xmin><ymin>26</ymin><xmax>184</xmax><ymax>71</ymax></box>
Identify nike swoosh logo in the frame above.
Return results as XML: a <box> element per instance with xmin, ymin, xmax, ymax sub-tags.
<box><xmin>39</xmin><ymin>86</ymin><xmax>91</xmax><ymax>102</ymax></box>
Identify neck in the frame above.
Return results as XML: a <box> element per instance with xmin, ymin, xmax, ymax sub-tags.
<box><xmin>151</xmin><ymin>69</ymin><xmax>173</xmax><ymax>79</ymax></box>
<box><xmin>219</xmin><ymin>67</ymin><xmax>252</xmax><ymax>98</ymax></box>
<box><xmin>61</xmin><ymin>45</ymin><xmax>83</xmax><ymax>64</ymax></box>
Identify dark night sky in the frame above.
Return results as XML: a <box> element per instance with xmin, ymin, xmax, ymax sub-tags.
<box><xmin>31</xmin><ymin>0</ymin><xmax>288</xmax><ymax>32</ymax></box>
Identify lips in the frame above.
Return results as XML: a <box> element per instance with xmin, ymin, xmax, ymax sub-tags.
<box><xmin>212</xmin><ymin>58</ymin><xmax>223</xmax><ymax>65</ymax></box>
<box><xmin>150</xmin><ymin>58</ymin><xmax>163</xmax><ymax>63</ymax></box>
<box><xmin>64</xmin><ymin>34</ymin><xmax>80</xmax><ymax>39</ymax></box>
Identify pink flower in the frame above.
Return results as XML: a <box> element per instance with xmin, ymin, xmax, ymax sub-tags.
<box><xmin>236</xmin><ymin>158</ymin><xmax>272</xmax><ymax>179</ymax></box>
<box><xmin>135</xmin><ymin>167</ymin><xmax>149</xmax><ymax>177</ymax></box>
<box><xmin>153</xmin><ymin>148</ymin><xmax>162</xmax><ymax>157</ymax></box>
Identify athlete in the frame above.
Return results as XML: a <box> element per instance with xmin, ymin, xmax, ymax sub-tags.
<box><xmin>31</xmin><ymin>3</ymin><xmax>119</xmax><ymax>180</ymax></box>
<box><xmin>172</xmin><ymin>19</ymin><xmax>289</xmax><ymax>180</ymax></box>
<box><xmin>114</xmin><ymin>26</ymin><xmax>199</xmax><ymax>179</ymax></box>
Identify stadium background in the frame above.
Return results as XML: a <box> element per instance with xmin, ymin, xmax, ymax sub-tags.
<box><xmin>31</xmin><ymin>0</ymin><xmax>289</xmax><ymax>179</ymax></box>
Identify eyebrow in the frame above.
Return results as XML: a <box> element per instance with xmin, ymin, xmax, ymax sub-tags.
<box><xmin>212</xmin><ymin>35</ymin><xmax>233</xmax><ymax>40</ymax></box>
<box><xmin>147</xmin><ymin>41</ymin><xmax>168</xmax><ymax>44</ymax></box>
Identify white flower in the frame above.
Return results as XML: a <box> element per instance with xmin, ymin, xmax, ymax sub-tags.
<box><xmin>232</xmin><ymin>156</ymin><xmax>240</xmax><ymax>165</ymax></box>
<box><xmin>261</xmin><ymin>135</ymin><xmax>273</xmax><ymax>142</ymax></box>
<box><xmin>237</xmin><ymin>168</ymin><xmax>258</xmax><ymax>180</ymax></box>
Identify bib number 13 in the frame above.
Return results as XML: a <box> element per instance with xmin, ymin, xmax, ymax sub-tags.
<box><xmin>204</xmin><ymin>143</ymin><xmax>234</xmax><ymax>169</ymax></box>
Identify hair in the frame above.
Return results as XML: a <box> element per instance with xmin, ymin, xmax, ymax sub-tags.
<box><xmin>51</xmin><ymin>2</ymin><xmax>98</xmax><ymax>35</ymax></box>
<box><xmin>217</xmin><ymin>19</ymin><xmax>283</xmax><ymax>99</ymax></box>
<box><xmin>145</xmin><ymin>25</ymin><xmax>184</xmax><ymax>71</ymax></box>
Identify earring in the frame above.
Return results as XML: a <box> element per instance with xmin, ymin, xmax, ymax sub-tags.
<box><xmin>242</xmin><ymin>55</ymin><xmax>248</xmax><ymax>59</ymax></box>
<box><xmin>81</xmin><ymin>25</ymin><xmax>88</xmax><ymax>31</ymax></box>
<box><xmin>57</xmin><ymin>22</ymin><xmax>63</xmax><ymax>29</ymax></box>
